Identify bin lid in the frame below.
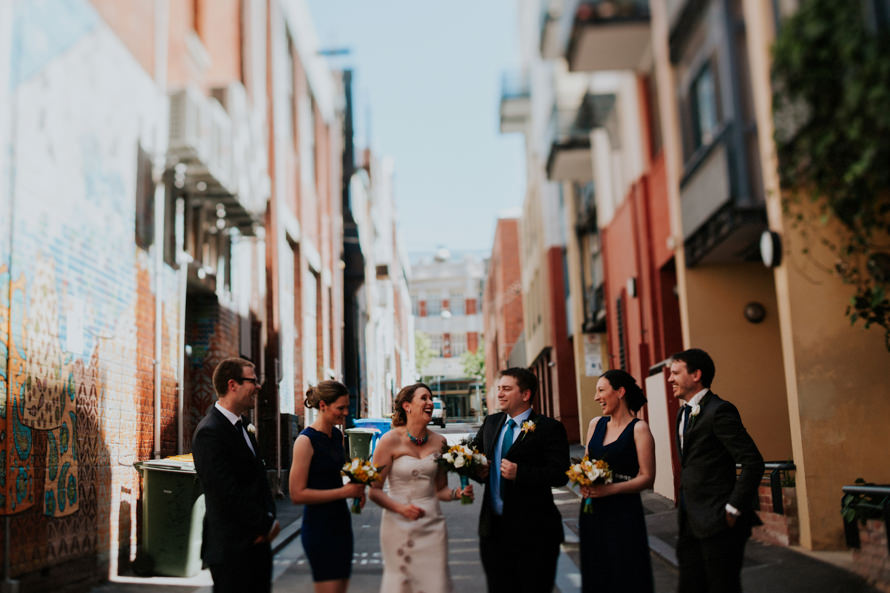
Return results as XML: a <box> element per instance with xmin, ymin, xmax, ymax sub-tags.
<box><xmin>345</xmin><ymin>427</ymin><xmax>379</xmax><ymax>434</ymax></box>
<box><xmin>135</xmin><ymin>458</ymin><xmax>196</xmax><ymax>473</ymax></box>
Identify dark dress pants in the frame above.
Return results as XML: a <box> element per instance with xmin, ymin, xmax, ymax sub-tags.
<box><xmin>480</xmin><ymin>514</ymin><xmax>559</xmax><ymax>593</ymax></box>
<box><xmin>677</xmin><ymin>512</ymin><xmax>748</xmax><ymax>593</ymax></box>
<box><xmin>209</xmin><ymin>541</ymin><xmax>272</xmax><ymax>593</ymax></box>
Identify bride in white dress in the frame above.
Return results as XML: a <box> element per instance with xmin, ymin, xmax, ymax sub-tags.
<box><xmin>369</xmin><ymin>383</ymin><xmax>474</xmax><ymax>593</ymax></box>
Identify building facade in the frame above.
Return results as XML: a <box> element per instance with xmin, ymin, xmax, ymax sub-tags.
<box><xmin>411</xmin><ymin>251</ymin><xmax>485</xmax><ymax>420</ymax></box>
<box><xmin>0</xmin><ymin>0</ymin><xmax>351</xmax><ymax>588</ymax></box>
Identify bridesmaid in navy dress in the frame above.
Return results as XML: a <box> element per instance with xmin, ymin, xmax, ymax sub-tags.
<box><xmin>579</xmin><ymin>369</ymin><xmax>656</xmax><ymax>593</ymax></box>
<box><xmin>289</xmin><ymin>380</ymin><xmax>366</xmax><ymax>593</ymax></box>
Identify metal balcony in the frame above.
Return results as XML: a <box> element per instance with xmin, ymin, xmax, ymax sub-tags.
<box><xmin>545</xmin><ymin>93</ymin><xmax>615</xmax><ymax>182</ymax></box>
<box><xmin>168</xmin><ymin>84</ymin><xmax>266</xmax><ymax>236</ymax></box>
<box><xmin>565</xmin><ymin>0</ymin><xmax>651</xmax><ymax>72</ymax></box>
<box><xmin>499</xmin><ymin>72</ymin><xmax>531</xmax><ymax>134</ymax></box>
<box><xmin>679</xmin><ymin>126</ymin><xmax>766</xmax><ymax>265</ymax></box>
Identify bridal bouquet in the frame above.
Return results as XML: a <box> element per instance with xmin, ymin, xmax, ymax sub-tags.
<box><xmin>566</xmin><ymin>456</ymin><xmax>613</xmax><ymax>514</ymax></box>
<box><xmin>436</xmin><ymin>440</ymin><xmax>487</xmax><ymax>504</ymax></box>
<box><xmin>341</xmin><ymin>457</ymin><xmax>382</xmax><ymax>513</ymax></box>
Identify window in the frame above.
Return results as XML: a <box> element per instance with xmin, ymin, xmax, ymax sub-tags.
<box><xmin>426</xmin><ymin>298</ymin><xmax>442</xmax><ymax>316</ymax></box>
<box><xmin>691</xmin><ymin>63</ymin><xmax>720</xmax><ymax>150</ymax></box>
<box><xmin>428</xmin><ymin>334</ymin><xmax>444</xmax><ymax>357</ymax></box>
<box><xmin>134</xmin><ymin>144</ymin><xmax>154</xmax><ymax>250</ymax></box>
<box><xmin>450</xmin><ymin>295</ymin><xmax>465</xmax><ymax>316</ymax></box>
<box><xmin>451</xmin><ymin>333</ymin><xmax>467</xmax><ymax>357</ymax></box>
<box><xmin>411</xmin><ymin>296</ymin><xmax>419</xmax><ymax>316</ymax></box>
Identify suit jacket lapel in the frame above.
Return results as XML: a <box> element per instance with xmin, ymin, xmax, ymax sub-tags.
<box><xmin>485</xmin><ymin>412</ymin><xmax>506</xmax><ymax>460</ymax></box>
<box><xmin>682</xmin><ymin>391</ymin><xmax>714</xmax><ymax>455</ymax></box>
<box><xmin>505</xmin><ymin>409</ymin><xmax>537</xmax><ymax>458</ymax></box>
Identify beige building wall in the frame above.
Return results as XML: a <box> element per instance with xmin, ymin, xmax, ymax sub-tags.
<box><xmin>743</xmin><ymin>0</ymin><xmax>890</xmax><ymax>550</ymax></box>
<box><xmin>650</xmin><ymin>0</ymin><xmax>792</xmax><ymax>478</ymax></box>
<box><xmin>563</xmin><ymin>183</ymin><xmax>607</xmax><ymax>442</ymax></box>
<box><xmin>520</xmin><ymin>187</ymin><xmax>553</xmax><ymax>366</ymax></box>
<box><xmin>682</xmin><ymin>264</ymin><xmax>792</xmax><ymax>461</ymax></box>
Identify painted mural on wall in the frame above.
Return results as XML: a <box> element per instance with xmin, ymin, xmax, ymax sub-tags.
<box><xmin>0</xmin><ymin>0</ymin><xmax>179</xmax><ymax>580</ymax></box>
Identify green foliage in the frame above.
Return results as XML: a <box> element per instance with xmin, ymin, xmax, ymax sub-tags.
<box><xmin>772</xmin><ymin>0</ymin><xmax>890</xmax><ymax>350</ymax></box>
<box><xmin>841</xmin><ymin>478</ymin><xmax>888</xmax><ymax>524</ymax></box>
<box><xmin>414</xmin><ymin>331</ymin><xmax>433</xmax><ymax>377</ymax></box>
<box><xmin>460</xmin><ymin>337</ymin><xmax>485</xmax><ymax>382</ymax></box>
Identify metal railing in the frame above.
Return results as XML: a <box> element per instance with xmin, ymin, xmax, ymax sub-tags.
<box><xmin>841</xmin><ymin>483</ymin><xmax>890</xmax><ymax>553</ymax></box>
<box><xmin>736</xmin><ymin>460</ymin><xmax>795</xmax><ymax>515</ymax></box>
<box><xmin>576</xmin><ymin>0</ymin><xmax>651</xmax><ymax>23</ymax></box>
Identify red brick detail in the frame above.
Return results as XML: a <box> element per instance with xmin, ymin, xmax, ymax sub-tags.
<box><xmin>851</xmin><ymin>519</ymin><xmax>890</xmax><ymax>592</ymax></box>
<box><xmin>752</xmin><ymin>485</ymin><xmax>800</xmax><ymax>547</ymax></box>
<box><xmin>419</xmin><ymin>300</ymin><xmax>427</xmax><ymax>317</ymax></box>
<box><xmin>466</xmin><ymin>298</ymin><xmax>477</xmax><ymax>315</ymax></box>
<box><xmin>468</xmin><ymin>332</ymin><xmax>479</xmax><ymax>353</ymax></box>
<box><xmin>443</xmin><ymin>333</ymin><xmax>451</xmax><ymax>358</ymax></box>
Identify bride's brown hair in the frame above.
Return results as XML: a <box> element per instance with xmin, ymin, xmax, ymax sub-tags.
<box><xmin>391</xmin><ymin>382</ymin><xmax>433</xmax><ymax>427</ymax></box>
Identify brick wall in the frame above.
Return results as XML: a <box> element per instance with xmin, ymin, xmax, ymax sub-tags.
<box><xmin>752</xmin><ymin>485</ymin><xmax>800</xmax><ymax>547</ymax></box>
<box><xmin>0</xmin><ymin>4</ymin><xmax>179</xmax><ymax>588</ymax></box>
<box><xmin>852</xmin><ymin>520</ymin><xmax>890</xmax><ymax>593</ymax></box>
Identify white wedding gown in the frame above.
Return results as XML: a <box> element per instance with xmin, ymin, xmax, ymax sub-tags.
<box><xmin>379</xmin><ymin>454</ymin><xmax>453</xmax><ymax>593</ymax></box>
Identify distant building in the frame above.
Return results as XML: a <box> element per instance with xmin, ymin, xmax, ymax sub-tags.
<box><xmin>410</xmin><ymin>249</ymin><xmax>485</xmax><ymax>419</ymax></box>
<box><xmin>483</xmin><ymin>218</ymin><xmax>524</xmax><ymax>413</ymax></box>
<box><xmin>349</xmin><ymin>152</ymin><xmax>415</xmax><ymax>418</ymax></box>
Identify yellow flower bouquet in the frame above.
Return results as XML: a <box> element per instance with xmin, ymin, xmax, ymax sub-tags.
<box><xmin>565</xmin><ymin>456</ymin><xmax>613</xmax><ymax>514</ymax></box>
<box><xmin>341</xmin><ymin>457</ymin><xmax>382</xmax><ymax>513</ymax></box>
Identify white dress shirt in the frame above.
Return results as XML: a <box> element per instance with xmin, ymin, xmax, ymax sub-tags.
<box><xmin>215</xmin><ymin>402</ymin><xmax>256</xmax><ymax>455</ymax></box>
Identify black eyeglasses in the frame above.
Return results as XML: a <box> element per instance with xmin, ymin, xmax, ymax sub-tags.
<box><xmin>234</xmin><ymin>376</ymin><xmax>261</xmax><ymax>387</ymax></box>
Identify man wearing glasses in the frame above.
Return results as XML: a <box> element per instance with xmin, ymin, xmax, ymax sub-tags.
<box><xmin>193</xmin><ymin>357</ymin><xmax>280</xmax><ymax>593</ymax></box>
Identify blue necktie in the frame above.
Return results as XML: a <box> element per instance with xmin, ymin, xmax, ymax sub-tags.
<box><xmin>682</xmin><ymin>405</ymin><xmax>691</xmax><ymax>434</ymax></box>
<box><xmin>500</xmin><ymin>419</ymin><xmax>515</xmax><ymax>493</ymax></box>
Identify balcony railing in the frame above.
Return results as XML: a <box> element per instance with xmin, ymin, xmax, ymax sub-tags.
<box><xmin>545</xmin><ymin>93</ymin><xmax>614</xmax><ymax>181</ymax></box>
<box><xmin>575</xmin><ymin>181</ymin><xmax>597</xmax><ymax>231</ymax></box>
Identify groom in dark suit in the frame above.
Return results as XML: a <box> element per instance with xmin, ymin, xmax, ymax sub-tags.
<box><xmin>473</xmin><ymin>367</ymin><xmax>570</xmax><ymax>593</ymax></box>
<box><xmin>670</xmin><ymin>348</ymin><xmax>764</xmax><ymax>593</ymax></box>
<box><xmin>192</xmin><ymin>358</ymin><xmax>280</xmax><ymax>593</ymax></box>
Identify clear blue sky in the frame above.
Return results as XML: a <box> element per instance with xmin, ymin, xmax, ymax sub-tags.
<box><xmin>307</xmin><ymin>0</ymin><xmax>527</xmax><ymax>255</ymax></box>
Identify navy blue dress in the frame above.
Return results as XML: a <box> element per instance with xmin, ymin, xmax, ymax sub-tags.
<box><xmin>299</xmin><ymin>426</ymin><xmax>353</xmax><ymax>582</ymax></box>
<box><xmin>579</xmin><ymin>417</ymin><xmax>654</xmax><ymax>593</ymax></box>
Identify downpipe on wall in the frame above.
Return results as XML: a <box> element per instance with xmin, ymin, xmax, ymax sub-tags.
<box><xmin>152</xmin><ymin>0</ymin><xmax>169</xmax><ymax>460</ymax></box>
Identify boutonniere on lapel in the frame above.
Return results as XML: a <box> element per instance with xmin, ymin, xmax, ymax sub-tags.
<box><xmin>519</xmin><ymin>420</ymin><xmax>536</xmax><ymax>438</ymax></box>
<box><xmin>247</xmin><ymin>423</ymin><xmax>257</xmax><ymax>436</ymax></box>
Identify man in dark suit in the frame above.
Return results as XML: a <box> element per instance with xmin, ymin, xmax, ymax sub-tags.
<box><xmin>192</xmin><ymin>357</ymin><xmax>280</xmax><ymax>593</ymax></box>
<box><xmin>669</xmin><ymin>348</ymin><xmax>764</xmax><ymax>593</ymax></box>
<box><xmin>473</xmin><ymin>367</ymin><xmax>570</xmax><ymax>593</ymax></box>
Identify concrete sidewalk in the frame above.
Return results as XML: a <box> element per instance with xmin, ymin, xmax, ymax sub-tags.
<box><xmin>87</xmin><ymin>496</ymin><xmax>304</xmax><ymax>593</ymax></box>
<box><xmin>88</xmin><ymin>445</ymin><xmax>880</xmax><ymax>593</ymax></box>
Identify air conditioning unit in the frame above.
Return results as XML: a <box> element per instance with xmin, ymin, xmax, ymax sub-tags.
<box><xmin>168</xmin><ymin>87</ymin><xmax>209</xmax><ymax>163</ymax></box>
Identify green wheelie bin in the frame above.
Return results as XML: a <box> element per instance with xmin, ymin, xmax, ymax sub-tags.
<box><xmin>344</xmin><ymin>427</ymin><xmax>377</xmax><ymax>460</ymax></box>
<box><xmin>134</xmin><ymin>457</ymin><xmax>206</xmax><ymax>577</ymax></box>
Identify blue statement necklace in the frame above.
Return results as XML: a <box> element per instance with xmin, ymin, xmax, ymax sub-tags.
<box><xmin>407</xmin><ymin>429</ymin><xmax>428</xmax><ymax>446</ymax></box>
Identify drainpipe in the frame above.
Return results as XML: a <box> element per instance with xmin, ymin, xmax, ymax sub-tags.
<box><xmin>152</xmin><ymin>0</ymin><xmax>169</xmax><ymax>459</ymax></box>
<box><xmin>2</xmin><ymin>0</ymin><xmax>20</xmax><ymax>590</ymax></box>
<box><xmin>175</xmin><ymin>196</ymin><xmax>187</xmax><ymax>453</ymax></box>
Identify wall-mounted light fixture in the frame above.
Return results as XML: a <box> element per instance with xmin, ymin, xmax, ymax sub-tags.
<box><xmin>744</xmin><ymin>302</ymin><xmax>767</xmax><ymax>324</ymax></box>
<box><xmin>627</xmin><ymin>277</ymin><xmax>637</xmax><ymax>298</ymax></box>
<box><xmin>760</xmin><ymin>230</ymin><xmax>782</xmax><ymax>268</ymax></box>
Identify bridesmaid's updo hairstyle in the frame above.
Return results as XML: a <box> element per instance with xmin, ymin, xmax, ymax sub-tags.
<box><xmin>600</xmin><ymin>369</ymin><xmax>647</xmax><ymax>413</ymax></box>
<box><xmin>391</xmin><ymin>382</ymin><xmax>433</xmax><ymax>427</ymax></box>
<box><xmin>304</xmin><ymin>380</ymin><xmax>349</xmax><ymax>410</ymax></box>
